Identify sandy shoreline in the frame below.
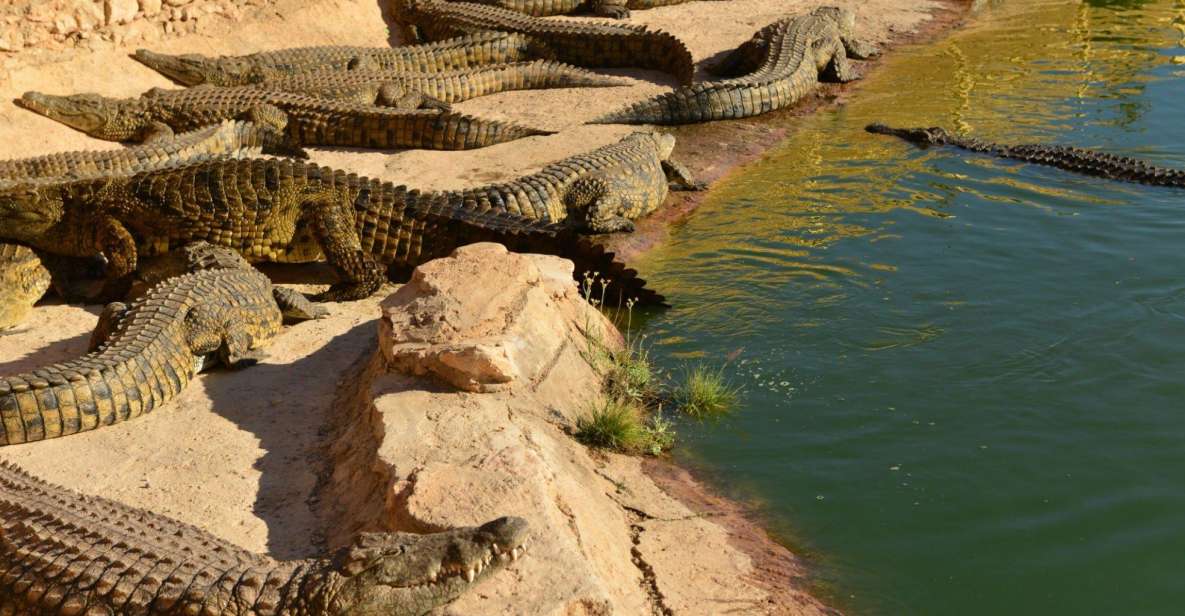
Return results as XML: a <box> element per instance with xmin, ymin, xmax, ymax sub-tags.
<box><xmin>0</xmin><ymin>1</ymin><xmax>975</xmax><ymax>612</ymax></box>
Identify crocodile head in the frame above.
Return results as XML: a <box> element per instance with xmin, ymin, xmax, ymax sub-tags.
<box><xmin>16</xmin><ymin>92</ymin><xmax>150</xmax><ymax>142</ymax></box>
<box><xmin>0</xmin><ymin>182</ymin><xmax>66</xmax><ymax>245</ymax></box>
<box><xmin>308</xmin><ymin>516</ymin><xmax>529</xmax><ymax>615</ymax></box>
<box><xmin>132</xmin><ymin>49</ymin><xmax>257</xmax><ymax>86</ymax></box>
<box><xmin>812</xmin><ymin>6</ymin><xmax>857</xmax><ymax>32</ymax></box>
<box><xmin>642</xmin><ymin>131</ymin><xmax>678</xmax><ymax>161</ymax></box>
<box><xmin>865</xmin><ymin>123</ymin><xmax>954</xmax><ymax>147</ymax></box>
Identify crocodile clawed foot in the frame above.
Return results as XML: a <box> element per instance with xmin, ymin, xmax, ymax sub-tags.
<box><xmin>588</xmin><ymin>216</ymin><xmax>635</xmax><ymax>234</ymax></box>
<box><xmin>593</xmin><ymin>4</ymin><xmax>630</xmax><ymax>18</ymax></box>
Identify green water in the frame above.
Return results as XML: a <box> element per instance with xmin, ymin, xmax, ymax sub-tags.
<box><xmin>640</xmin><ymin>1</ymin><xmax>1185</xmax><ymax>613</ymax></box>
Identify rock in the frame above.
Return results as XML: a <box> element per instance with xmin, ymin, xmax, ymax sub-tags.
<box><xmin>317</xmin><ymin>245</ymin><xmax>791</xmax><ymax>613</ymax></box>
<box><xmin>381</xmin><ymin>243</ymin><xmax>620</xmax><ymax>393</ymax></box>
<box><xmin>139</xmin><ymin>0</ymin><xmax>163</xmax><ymax>17</ymax></box>
<box><xmin>51</xmin><ymin>14</ymin><xmax>79</xmax><ymax>35</ymax></box>
<box><xmin>105</xmin><ymin>0</ymin><xmax>139</xmax><ymax>25</ymax></box>
<box><xmin>76</xmin><ymin>1</ymin><xmax>106</xmax><ymax>31</ymax></box>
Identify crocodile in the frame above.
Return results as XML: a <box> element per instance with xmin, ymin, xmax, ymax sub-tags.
<box><xmin>441</xmin><ymin>131</ymin><xmax>703</xmax><ymax>232</ymax></box>
<box><xmin>249</xmin><ymin>61</ymin><xmax>626</xmax><ymax>109</ymax></box>
<box><xmin>444</xmin><ymin>0</ymin><xmax>726</xmax><ymax>19</ymax></box>
<box><xmin>866</xmin><ymin>123</ymin><xmax>1185</xmax><ymax>188</ymax></box>
<box><xmin>391</xmin><ymin>0</ymin><xmax>696</xmax><ymax>86</ymax></box>
<box><xmin>0</xmin><ymin>460</ymin><xmax>529</xmax><ymax>614</ymax></box>
<box><xmin>0</xmin><ymin>119</ymin><xmax>295</xmax><ymax>182</ymax></box>
<box><xmin>17</xmin><ymin>87</ymin><xmax>551</xmax><ymax>151</ymax></box>
<box><xmin>592</xmin><ymin>7</ymin><xmax>878</xmax><ymax>125</ymax></box>
<box><xmin>0</xmin><ymin>119</ymin><xmax>301</xmax><ymax>330</ymax></box>
<box><xmin>0</xmin><ymin>244</ymin><xmax>50</xmax><ymax>332</ymax></box>
<box><xmin>131</xmin><ymin>31</ymin><xmax>553</xmax><ymax>87</ymax></box>
<box><xmin>0</xmin><ymin>242</ymin><xmax>326</xmax><ymax>446</ymax></box>
<box><xmin>0</xmin><ymin>157</ymin><xmax>666</xmax><ymax>305</ymax></box>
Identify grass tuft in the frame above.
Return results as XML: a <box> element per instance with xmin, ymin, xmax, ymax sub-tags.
<box><xmin>575</xmin><ymin>398</ymin><xmax>647</xmax><ymax>453</ymax></box>
<box><xmin>603</xmin><ymin>340</ymin><xmax>658</xmax><ymax>405</ymax></box>
<box><xmin>676</xmin><ymin>364</ymin><xmax>740</xmax><ymax>419</ymax></box>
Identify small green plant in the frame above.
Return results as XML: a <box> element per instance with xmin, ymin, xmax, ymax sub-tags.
<box><xmin>641</xmin><ymin>413</ymin><xmax>677</xmax><ymax>455</ymax></box>
<box><xmin>603</xmin><ymin>339</ymin><xmax>658</xmax><ymax>405</ymax></box>
<box><xmin>575</xmin><ymin>398</ymin><xmax>647</xmax><ymax>453</ymax></box>
<box><xmin>675</xmin><ymin>364</ymin><xmax>740</xmax><ymax>419</ymax></box>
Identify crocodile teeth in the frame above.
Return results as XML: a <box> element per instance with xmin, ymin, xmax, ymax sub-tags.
<box><xmin>429</xmin><ymin>571</ymin><xmax>438</xmax><ymax>582</ymax></box>
<box><xmin>511</xmin><ymin>547</ymin><xmax>522</xmax><ymax>561</ymax></box>
<box><xmin>466</xmin><ymin>568</ymin><xmax>476</xmax><ymax>583</ymax></box>
<box><xmin>476</xmin><ymin>561</ymin><xmax>484</xmax><ymax>574</ymax></box>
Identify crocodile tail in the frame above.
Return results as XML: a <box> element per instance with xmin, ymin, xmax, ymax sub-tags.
<box><xmin>519</xmin><ymin>60</ymin><xmax>630</xmax><ymax>89</ymax></box>
<box><xmin>590</xmin><ymin>86</ymin><xmax>710</xmax><ymax>125</ymax></box>
<box><xmin>647</xmin><ymin>29</ymin><xmax>696</xmax><ymax>86</ymax></box>
<box><xmin>1004</xmin><ymin>145</ymin><xmax>1185</xmax><ymax>188</ymax></box>
<box><xmin>298</xmin><ymin>107</ymin><xmax>554</xmax><ymax>150</ymax></box>
<box><xmin>403</xmin><ymin>194</ymin><xmax>667</xmax><ymax>306</ymax></box>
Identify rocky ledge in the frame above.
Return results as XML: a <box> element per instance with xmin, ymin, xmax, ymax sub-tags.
<box><xmin>320</xmin><ymin>243</ymin><xmax>829</xmax><ymax>614</ymax></box>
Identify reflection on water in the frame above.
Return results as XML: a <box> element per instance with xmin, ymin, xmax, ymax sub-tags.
<box><xmin>640</xmin><ymin>1</ymin><xmax>1185</xmax><ymax>614</ymax></box>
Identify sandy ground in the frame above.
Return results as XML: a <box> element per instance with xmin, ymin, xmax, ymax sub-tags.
<box><xmin>0</xmin><ymin>0</ymin><xmax>958</xmax><ymax>596</ymax></box>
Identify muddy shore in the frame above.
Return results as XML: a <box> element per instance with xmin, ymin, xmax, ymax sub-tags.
<box><xmin>0</xmin><ymin>1</ymin><xmax>975</xmax><ymax>612</ymax></box>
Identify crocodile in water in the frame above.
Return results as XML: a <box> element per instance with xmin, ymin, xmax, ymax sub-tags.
<box><xmin>248</xmin><ymin>61</ymin><xmax>626</xmax><ymax>110</ymax></box>
<box><xmin>131</xmin><ymin>31</ymin><xmax>552</xmax><ymax>86</ymax></box>
<box><xmin>445</xmin><ymin>0</ymin><xmax>728</xmax><ymax>19</ymax></box>
<box><xmin>17</xmin><ymin>87</ymin><xmax>551</xmax><ymax>151</ymax></box>
<box><xmin>866</xmin><ymin>123</ymin><xmax>1185</xmax><ymax>188</ymax></box>
<box><xmin>0</xmin><ymin>460</ymin><xmax>528</xmax><ymax>614</ymax></box>
<box><xmin>391</xmin><ymin>0</ymin><xmax>696</xmax><ymax>85</ymax></box>
<box><xmin>0</xmin><ymin>242</ymin><xmax>325</xmax><ymax>446</ymax></box>
<box><xmin>441</xmin><ymin>131</ymin><xmax>703</xmax><ymax>232</ymax></box>
<box><xmin>0</xmin><ymin>157</ymin><xmax>666</xmax><ymax>305</ymax></box>
<box><xmin>592</xmin><ymin>7</ymin><xmax>878</xmax><ymax>125</ymax></box>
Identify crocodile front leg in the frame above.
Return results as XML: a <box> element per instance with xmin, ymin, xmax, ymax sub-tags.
<box><xmin>140</xmin><ymin>120</ymin><xmax>177</xmax><ymax>144</ymax></box>
<box><xmin>590</xmin><ymin>0</ymin><xmax>630</xmax><ymax>18</ymax></box>
<box><xmin>377</xmin><ymin>84</ymin><xmax>453</xmax><ymax>111</ymax></box>
<box><xmin>93</xmin><ymin>215</ymin><xmax>139</xmax><ymax>300</ymax></box>
<box><xmin>843</xmin><ymin>36</ymin><xmax>880</xmax><ymax>60</ymax></box>
<box><xmin>303</xmin><ymin>189</ymin><xmax>387</xmax><ymax>301</ymax></box>
<box><xmin>822</xmin><ymin>47</ymin><xmax>861</xmax><ymax>83</ymax></box>
<box><xmin>662</xmin><ymin>159</ymin><xmax>707</xmax><ymax>191</ymax></box>
<box><xmin>273</xmin><ymin>286</ymin><xmax>329</xmax><ymax>322</ymax></box>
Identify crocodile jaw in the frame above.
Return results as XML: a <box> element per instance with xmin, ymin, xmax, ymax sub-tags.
<box><xmin>865</xmin><ymin>123</ymin><xmax>951</xmax><ymax>146</ymax></box>
<box><xmin>132</xmin><ymin>49</ymin><xmax>242</xmax><ymax>86</ymax></box>
<box><xmin>16</xmin><ymin>92</ymin><xmax>140</xmax><ymax>141</ymax></box>
<box><xmin>319</xmin><ymin>516</ymin><xmax>529</xmax><ymax>615</ymax></box>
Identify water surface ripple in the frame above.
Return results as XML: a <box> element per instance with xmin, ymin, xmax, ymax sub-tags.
<box><xmin>640</xmin><ymin>1</ymin><xmax>1185</xmax><ymax>613</ymax></box>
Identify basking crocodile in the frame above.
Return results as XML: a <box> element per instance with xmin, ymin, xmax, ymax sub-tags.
<box><xmin>592</xmin><ymin>7</ymin><xmax>877</xmax><ymax>125</ymax></box>
<box><xmin>132</xmin><ymin>31</ymin><xmax>552</xmax><ymax>86</ymax></box>
<box><xmin>391</xmin><ymin>0</ymin><xmax>696</xmax><ymax>86</ymax></box>
<box><xmin>0</xmin><ymin>119</ymin><xmax>299</xmax><ymax>330</ymax></box>
<box><xmin>18</xmin><ymin>87</ymin><xmax>551</xmax><ymax>151</ymax></box>
<box><xmin>0</xmin><ymin>244</ymin><xmax>49</xmax><ymax>332</ymax></box>
<box><xmin>866</xmin><ymin>123</ymin><xmax>1185</xmax><ymax>188</ymax></box>
<box><xmin>0</xmin><ymin>242</ymin><xmax>325</xmax><ymax>446</ymax></box>
<box><xmin>0</xmin><ymin>119</ymin><xmax>294</xmax><ymax>181</ymax></box>
<box><xmin>0</xmin><ymin>157</ymin><xmax>666</xmax><ymax>305</ymax></box>
<box><xmin>0</xmin><ymin>460</ymin><xmax>528</xmax><ymax>614</ymax></box>
<box><xmin>249</xmin><ymin>61</ymin><xmax>626</xmax><ymax>109</ymax></box>
<box><xmin>441</xmin><ymin>131</ymin><xmax>704</xmax><ymax>232</ymax></box>
<box><xmin>445</xmin><ymin>0</ymin><xmax>726</xmax><ymax>18</ymax></box>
